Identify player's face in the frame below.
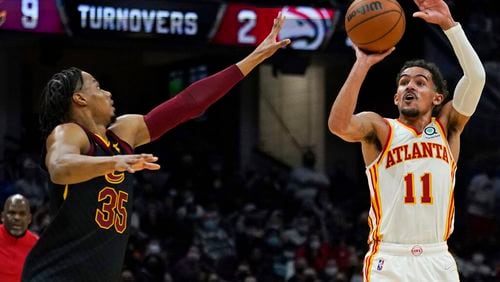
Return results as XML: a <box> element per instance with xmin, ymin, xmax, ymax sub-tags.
<box><xmin>394</xmin><ymin>67</ymin><xmax>443</xmax><ymax>118</ymax></box>
<box><xmin>1</xmin><ymin>199</ymin><xmax>31</xmax><ymax>237</ymax></box>
<box><xmin>79</xmin><ymin>71</ymin><xmax>116</xmax><ymax>126</ymax></box>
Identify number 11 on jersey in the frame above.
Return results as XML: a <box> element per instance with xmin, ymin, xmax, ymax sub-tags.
<box><xmin>404</xmin><ymin>172</ymin><xmax>433</xmax><ymax>204</ymax></box>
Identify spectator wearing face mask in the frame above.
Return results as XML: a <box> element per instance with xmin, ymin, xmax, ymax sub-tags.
<box><xmin>296</xmin><ymin>233</ymin><xmax>334</xmax><ymax>272</ymax></box>
<box><xmin>193</xmin><ymin>207</ymin><xmax>235</xmax><ymax>270</ymax></box>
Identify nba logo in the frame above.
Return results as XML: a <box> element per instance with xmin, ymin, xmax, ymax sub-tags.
<box><xmin>376</xmin><ymin>258</ymin><xmax>385</xmax><ymax>271</ymax></box>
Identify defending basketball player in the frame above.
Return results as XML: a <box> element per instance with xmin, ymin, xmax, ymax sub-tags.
<box><xmin>22</xmin><ymin>14</ymin><xmax>290</xmax><ymax>282</ymax></box>
<box><xmin>328</xmin><ymin>0</ymin><xmax>485</xmax><ymax>281</ymax></box>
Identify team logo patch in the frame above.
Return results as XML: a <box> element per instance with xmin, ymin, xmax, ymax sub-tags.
<box><xmin>424</xmin><ymin>126</ymin><xmax>439</xmax><ymax>138</ymax></box>
<box><xmin>411</xmin><ymin>245</ymin><xmax>423</xmax><ymax>256</ymax></box>
<box><xmin>376</xmin><ymin>258</ymin><xmax>385</xmax><ymax>271</ymax></box>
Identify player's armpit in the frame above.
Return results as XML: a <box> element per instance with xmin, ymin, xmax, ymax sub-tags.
<box><xmin>109</xmin><ymin>114</ymin><xmax>149</xmax><ymax>148</ymax></box>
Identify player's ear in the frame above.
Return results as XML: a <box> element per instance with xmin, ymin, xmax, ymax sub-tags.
<box><xmin>72</xmin><ymin>92</ymin><xmax>87</xmax><ymax>106</ymax></box>
<box><xmin>394</xmin><ymin>93</ymin><xmax>399</xmax><ymax>105</ymax></box>
<box><xmin>433</xmin><ymin>92</ymin><xmax>444</xmax><ymax>106</ymax></box>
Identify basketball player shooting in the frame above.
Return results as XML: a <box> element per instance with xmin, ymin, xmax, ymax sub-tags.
<box><xmin>21</xmin><ymin>14</ymin><xmax>290</xmax><ymax>282</ymax></box>
<box><xmin>328</xmin><ymin>0</ymin><xmax>485</xmax><ymax>281</ymax></box>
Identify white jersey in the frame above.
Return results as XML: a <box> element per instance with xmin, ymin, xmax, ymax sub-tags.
<box><xmin>365</xmin><ymin>118</ymin><xmax>456</xmax><ymax>244</ymax></box>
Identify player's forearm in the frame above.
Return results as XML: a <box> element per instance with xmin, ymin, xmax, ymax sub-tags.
<box><xmin>328</xmin><ymin>61</ymin><xmax>370</xmax><ymax>134</ymax></box>
<box><xmin>236</xmin><ymin>49</ymin><xmax>268</xmax><ymax>76</ymax></box>
<box><xmin>48</xmin><ymin>154</ymin><xmax>117</xmax><ymax>185</ymax></box>
<box><xmin>144</xmin><ymin>65</ymin><xmax>244</xmax><ymax>141</ymax></box>
<box><xmin>445</xmin><ymin>23</ymin><xmax>486</xmax><ymax>116</ymax></box>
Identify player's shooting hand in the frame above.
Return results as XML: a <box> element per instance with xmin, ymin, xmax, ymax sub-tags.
<box><xmin>114</xmin><ymin>154</ymin><xmax>161</xmax><ymax>173</ymax></box>
<box><xmin>252</xmin><ymin>12</ymin><xmax>291</xmax><ymax>60</ymax></box>
<box><xmin>353</xmin><ymin>45</ymin><xmax>395</xmax><ymax>67</ymax></box>
<box><xmin>413</xmin><ymin>0</ymin><xmax>455</xmax><ymax>30</ymax></box>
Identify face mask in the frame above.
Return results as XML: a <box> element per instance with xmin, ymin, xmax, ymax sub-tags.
<box><xmin>283</xmin><ymin>250</ymin><xmax>295</xmax><ymax>259</ymax></box>
<box><xmin>310</xmin><ymin>240</ymin><xmax>320</xmax><ymax>249</ymax></box>
<box><xmin>203</xmin><ymin>219</ymin><xmax>218</xmax><ymax>230</ymax></box>
<box><xmin>324</xmin><ymin>266</ymin><xmax>338</xmax><ymax>276</ymax></box>
<box><xmin>266</xmin><ymin>236</ymin><xmax>281</xmax><ymax>247</ymax></box>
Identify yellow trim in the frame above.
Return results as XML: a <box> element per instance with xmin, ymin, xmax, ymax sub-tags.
<box><xmin>93</xmin><ymin>133</ymin><xmax>110</xmax><ymax>147</ymax></box>
<box><xmin>375</xmin><ymin>118</ymin><xmax>394</xmax><ymax>166</ymax></box>
<box><xmin>434</xmin><ymin>119</ymin><xmax>456</xmax><ymax>164</ymax></box>
<box><xmin>63</xmin><ymin>184</ymin><xmax>69</xmax><ymax>200</ymax></box>
<box><xmin>112</xmin><ymin>142</ymin><xmax>121</xmax><ymax>153</ymax></box>
<box><xmin>395</xmin><ymin>119</ymin><xmax>422</xmax><ymax>137</ymax></box>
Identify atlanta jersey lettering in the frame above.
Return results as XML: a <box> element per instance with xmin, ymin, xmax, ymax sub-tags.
<box><xmin>365</xmin><ymin>118</ymin><xmax>456</xmax><ymax>244</ymax></box>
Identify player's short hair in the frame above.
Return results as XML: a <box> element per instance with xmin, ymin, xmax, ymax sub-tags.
<box><xmin>39</xmin><ymin>67</ymin><xmax>83</xmax><ymax>139</ymax></box>
<box><xmin>396</xmin><ymin>59</ymin><xmax>449</xmax><ymax>115</ymax></box>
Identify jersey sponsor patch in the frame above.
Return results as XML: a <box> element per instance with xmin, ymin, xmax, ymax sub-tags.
<box><xmin>424</xmin><ymin>126</ymin><xmax>439</xmax><ymax>138</ymax></box>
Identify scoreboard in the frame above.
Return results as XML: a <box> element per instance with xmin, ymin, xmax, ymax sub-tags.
<box><xmin>0</xmin><ymin>0</ymin><xmax>339</xmax><ymax>51</ymax></box>
<box><xmin>0</xmin><ymin>0</ymin><xmax>63</xmax><ymax>33</ymax></box>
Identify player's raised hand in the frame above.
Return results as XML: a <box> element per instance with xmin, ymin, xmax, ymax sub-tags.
<box><xmin>353</xmin><ymin>44</ymin><xmax>395</xmax><ymax>67</ymax></box>
<box><xmin>114</xmin><ymin>153</ymin><xmax>160</xmax><ymax>173</ymax></box>
<box><xmin>252</xmin><ymin>12</ymin><xmax>291</xmax><ymax>60</ymax></box>
<box><xmin>413</xmin><ymin>0</ymin><xmax>455</xmax><ymax>30</ymax></box>
<box><xmin>236</xmin><ymin>12</ymin><xmax>292</xmax><ymax>76</ymax></box>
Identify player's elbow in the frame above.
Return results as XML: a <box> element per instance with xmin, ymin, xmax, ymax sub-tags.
<box><xmin>469</xmin><ymin>64</ymin><xmax>486</xmax><ymax>88</ymax></box>
<box><xmin>49</xmin><ymin>169</ymin><xmax>70</xmax><ymax>185</ymax></box>
<box><xmin>328</xmin><ymin>117</ymin><xmax>349</xmax><ymax>136</ymax></box>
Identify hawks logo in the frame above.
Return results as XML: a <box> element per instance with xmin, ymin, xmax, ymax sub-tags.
<box><xmin>0</xmin><ymin>10</ymin><xmax>6</xmax><ymax>27</ymax></box>
<box><xmin>279</xmin><ymin>6</ymin><xmax>334</xmax><ymax>50</ymax></box>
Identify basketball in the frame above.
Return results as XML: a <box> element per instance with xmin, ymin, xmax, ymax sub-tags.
<box><xmin>345</xmin><ymin>0</ymin><xmax>405</xmax><ymax>52</ymax></box>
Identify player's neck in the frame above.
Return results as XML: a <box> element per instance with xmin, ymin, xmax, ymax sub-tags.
<box><xmin>398</xmin><ymin>115</ymin><xmax>433</xmax><ymax>132</ymax></box>
<box><xmin>69</xmin><ymin>110</ymin><xmax>108</xmax><ymax>138</ymax></box>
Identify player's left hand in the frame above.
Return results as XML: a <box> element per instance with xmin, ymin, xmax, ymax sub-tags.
<box><xmin>413</xmin><ymin>0</ymin><xmax>456</xmax><ymax>30</ymax></box>
<box><xmin>252</xmin><ymin>12</ymin><xmax>291</xmax><ymax>60</ymax></box>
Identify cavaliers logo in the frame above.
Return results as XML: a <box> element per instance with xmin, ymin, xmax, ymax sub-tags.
<box><xmin>105</xmin><ymin>171</ymin><xmax>125</xmax><ymax>184</ymax></box>
<box><xmin>279</xmin><ymin>6</ymin><xmax>335</xmax><ymax>50</ymax></box>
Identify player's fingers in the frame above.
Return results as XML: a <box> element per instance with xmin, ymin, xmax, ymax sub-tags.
<box><xmin>143</xmin><ymin>163</ymin><xmax>161</xmax><ymax>170</ymax></box>
<box><xmin>271</xmin><ymin>12</ymin><xmax>284</xmax><ymax>35</ymax></box>
<box><xmin>412</xmin><ymin>11</ymin><xmax>428</xmax><ymax>20</ymax></box>
<box><xmin>277</xmin><ymin>39</ymin><xmax>291</xmax><ymax>48</ymax></box>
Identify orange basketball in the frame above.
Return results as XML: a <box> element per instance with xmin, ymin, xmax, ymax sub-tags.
<box><xmin>345</xmin><ymin>0</ymin><xmax>405</xmax><ymax>52</ymax></box>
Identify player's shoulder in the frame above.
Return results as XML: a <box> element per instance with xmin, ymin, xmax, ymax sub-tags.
<box><xmin>357</xmin><ymin>111</ymin><xmax>386</xmax><ymax>122</ymax></box>
<box><xmin>49</xmin><ymin>123</ymin><xmax>88</xmax><ymax>141</ymax></box>
<box><xmin>52</xmin><ymin>122</ymin><xmax>86</xmax><ymax>135</ymax></box>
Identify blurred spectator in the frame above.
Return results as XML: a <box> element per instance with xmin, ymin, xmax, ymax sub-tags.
<box><xmin>465</xmin><ymin>166</ymin><xmax>497</xmax><ymax>243</ymax></box>
<box><xmin>173</xmin><ymin>245</ymin><xmax>202</xmax><ymax>282</ymax></box>
<box><xmin>286</xmin><ymin>150</ymin><xmax>330</xmax><ymax>206</ymax></box>
<box><xmin>296</xmin><ymin>232</ymin><xmax>334</xmax><ymax>272</ymax></box>
<box><xmin>193</xmin><ymin>206</ymin><xmax>236</xmax><ymax>271</ymax></box>
<box><xmin>318</xmin><ymin>259</ymin><xmax>339</xmax><ymax>282</ymax></box>
<box><xmin>14</xmin><ymin>157</ymin><xmax>47</xmax><ymax>212</ymax></box>
<box><xmin>0</xmin><ymin>194</ymin><xmax>38</xmax><ymax>282</ymax></box>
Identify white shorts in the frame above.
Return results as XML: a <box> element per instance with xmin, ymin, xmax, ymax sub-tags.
<box><xmin>363</xmin><ymin>242</ymin><xmax>459</xmax><ymax>282</ymax></box>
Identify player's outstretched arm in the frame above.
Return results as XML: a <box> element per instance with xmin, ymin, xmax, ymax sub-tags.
<box><xmin>413</xmin><ymin>0</ymin><xmax>485</xmax><ymax>128</ymax></box>
<box><xmin>46</xmin><ymin>123</ymin><xmax>160</xmax><ymax>185</ymax></box>
<box><xmin>111</xmin><ymin>13</ymin><xmax>291</xmax><ymax>148</ymax></box>
<box><xmin>328</xmin><ymin>45</ymin><xmax>393</xmax><ymax>142</ymax></box>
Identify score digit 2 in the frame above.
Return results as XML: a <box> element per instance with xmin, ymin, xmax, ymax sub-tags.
<box><xmin>237</xmin><ymin>10</ymin><xmax>257</xmax><ymax>44</ymax></box>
